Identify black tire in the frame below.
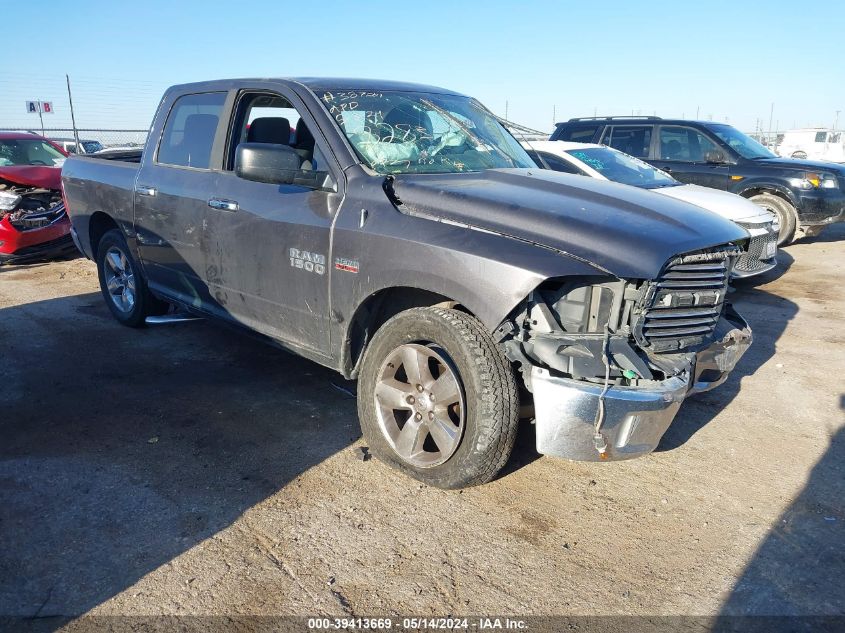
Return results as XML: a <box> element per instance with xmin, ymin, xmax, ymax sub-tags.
<box><xmin>358</xmin><ymin>307</ymin><xmax>519</xmax><ymax>489</ymax></box>
<box><xmin>749</xmin><ymin>193</ymin><xmax>798</xmax><ymax>246</ymax></box>
<box><xmin>96</xmin><ymin>229</ymin><xmax>167</xmax><ymax>327</ymax></box>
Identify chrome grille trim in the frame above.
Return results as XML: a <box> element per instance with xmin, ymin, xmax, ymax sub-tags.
<box><xmin>734</xmin><ymin>221</ymin><xmax>777</xmax><ymax>273</ymax></box>
<box><xmin>633</xmin><ymin>245</ymin><xmax>741</xmax><ymax>353</ymax></box>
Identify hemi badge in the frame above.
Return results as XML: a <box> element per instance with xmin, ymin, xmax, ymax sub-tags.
<box><xmin>334</xmin><ymin>257</ymin><xmax>359</xmax><ymax>273</ymax></box>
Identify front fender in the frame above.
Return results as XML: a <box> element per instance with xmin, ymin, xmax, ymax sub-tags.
<box><xmin>335</xmin><ymin>222</ymin><xmax>605</xmax><ymax>335</ymax></box>
<box><xmin>733</xmin><ymin>179</ymin><xmax>800</xmax><ymax>208</ymax></box>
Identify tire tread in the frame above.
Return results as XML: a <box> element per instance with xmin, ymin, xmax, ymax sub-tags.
<box><xmin>358</xmin><ymin>307</ymin><xmax>519</xmax><ymax>488</ymax></box>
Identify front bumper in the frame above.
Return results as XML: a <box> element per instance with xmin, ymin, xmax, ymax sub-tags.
<box><xmin>733</xmin><ymin>222</ymin><xmax>778</xmax><ymax>278</ymax></box>
<box><xmin>795</xmin><ymin>189</ymin><xmax>845</xmax><ymax>227</ymax></box>
<box><xmin>531</xmin><ymin>308</ymin><xmax>752</xmax><ymax>462</ymax></box>
<box><xmin>0</xmin><ymin>212</ymin><xmax>76</xmax><ymax>264</ymax></box>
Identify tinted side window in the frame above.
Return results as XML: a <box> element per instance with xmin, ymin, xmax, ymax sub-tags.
<box><xmin>602</xmin><ymin>126</ymin><xmax>652</xmax><ymax>158</ymax></box>
<box><xmin>157</xmin><ymin>92</ymin><xmax>226</xmax><ymax>169</ymax></box>
<box><xmin>814</xmin><ymin>131</ymin><xmax>827</xmax><ymax>143</ymax></box>
<box><xmin>558</xmin><ymin>125</ymin><xmax>599</xmax><ymax>143</ymax></box>
<box><xmin>658</xmin><ymin>126</ymin><xmax>719</xmax><ymax>161</ymax></box>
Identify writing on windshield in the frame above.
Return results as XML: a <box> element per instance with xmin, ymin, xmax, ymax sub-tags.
<box><xmin>322</xmin><ymin>91</ymin><xmax>534</xmax><ymax>175</ymax></box>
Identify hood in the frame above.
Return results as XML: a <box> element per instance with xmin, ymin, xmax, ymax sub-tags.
<box><xmin>392</xmin><ymin>169</ymin><xmax>748</xmax><ymax>280</ymax></box>
<box><xmin>655</xmin><ymin>184</ymin><xmax>774</xmax><ymax>224</ymax></box>
<box><xmin>0</xmin><ymin>165</ymin><xmax>62</xmax><ymax>190</ymax></box>
<box><xmin>753</xmin><ymin>157</ymin><xmax>845</xmax><ymax>174</ymax></box>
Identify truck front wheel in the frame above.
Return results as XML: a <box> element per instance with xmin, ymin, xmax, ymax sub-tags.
<box><xmin>96</xmin><ymin>229</ymin><xmax>166</xmax><ymax>327</ymax></box>
<box><xmin>357</xmin><ymin>307</ymin><xmax>519</xmax><ymax>489</ymax></box>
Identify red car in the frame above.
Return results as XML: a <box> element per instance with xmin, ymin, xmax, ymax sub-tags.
<box><xmin>0</xmin><ymin>132</ymin><xmax>77</xmax><ymax>264</ymax></box>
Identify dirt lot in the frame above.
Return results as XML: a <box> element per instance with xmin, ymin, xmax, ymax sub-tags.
<box><xmin>1</xmin><ymin>225</ymin><xmax>843</xmax><ymax>623</ymax></box>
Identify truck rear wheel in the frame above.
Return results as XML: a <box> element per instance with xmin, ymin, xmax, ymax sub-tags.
<box><xmin>96</xmin><ymin>229</ymin><xmax>166</xmax><ymax>327</ymax></box>
<box><xmin>357</xmin><ymin>307</ymin><xmax>519</xmax><ymax>489</ymax></box>
<box><xmin>749</xmin><ymin>193</ymin><xmax>797</xmax><ymax>246</ymax></box>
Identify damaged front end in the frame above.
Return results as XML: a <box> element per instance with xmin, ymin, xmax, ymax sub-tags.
<box><xmin>498</xmin><ymin>245</ymin><xmax>752</xmax><ymax>462</ymax></box>
<box><xmin>0</xmin><ymin>179</ymin><xmax>75</xmax><ymax>264</ymax></box>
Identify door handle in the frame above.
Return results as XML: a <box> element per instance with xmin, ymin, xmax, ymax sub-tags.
<box><xmin>135</xmin><ymin>185</ymin><xmax>156</xmax><ymax>196</ymax></box>
<box><xmin>207</xmin><ymin>198</ymin><xmax>239</xmax><ymax>212</ymax></box>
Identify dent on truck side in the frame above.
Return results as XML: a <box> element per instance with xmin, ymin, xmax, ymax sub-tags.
<box><xmin>62</xmin><ymin>156</ymin><xmax>141</xmax><ymax>259</ymax></box>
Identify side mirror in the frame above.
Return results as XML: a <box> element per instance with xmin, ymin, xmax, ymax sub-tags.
<box><xmin>704</xmin><ymin>150</ymin><xmax>728</xmax><ymax>164</ymax></box>
<box><xmin>235</xmin><ymin>143</ymin><xmax>299</xmax><ymax>185</ymax></box>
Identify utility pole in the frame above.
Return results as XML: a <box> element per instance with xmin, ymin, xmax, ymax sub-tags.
<box><xmin>696</xmin><ymin>105</ymin><xmax>700</xmax><ymax>119</ymax></box>
<box><xmin>835</xmin><ymin>110</ymin><xmax>841</xmax><ymax>130</ymax></box>
<box><xmin>552</xmin><ymin>105</ymin><xmax>556</xmax><ymax>125</ymax></box>
<box><xmin>768</xmin><ymin>103</ymin><xmax>774</xmax><ymax>140</ymax></box>
<box><xmin>66</xmin><ymin>75</ymin><xmax>81</xmax><ymax>153</ymax></box>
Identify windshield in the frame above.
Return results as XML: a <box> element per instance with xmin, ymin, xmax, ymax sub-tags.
<box><xmin>0</xmin><ymin>139</ymin><xmax>66</xmax><ymax>167</ymax></box>
<box><xmin>565</xmin><ymin>146</ymin><xmax>678</xmax><ymax>188</ymax></box>
<box><xmin>709</xmin><ymin>124</ymin><xmax>775</xmax><ymax>159</ymax></box>
<box><xmin>82</xmin><ymin>141</ymin><xmax>104</xmax><ymax>153</ymax></box>
<box><xmin>321</xmin><ymin>90</ymin><xmax>534</xmax><ymax>174</ymax></box>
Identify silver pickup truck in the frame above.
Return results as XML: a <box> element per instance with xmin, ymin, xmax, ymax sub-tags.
<box><xmin>62</xmin><ymin>78</ymin><xmax>752</xmax><ymax>489</ymax></box>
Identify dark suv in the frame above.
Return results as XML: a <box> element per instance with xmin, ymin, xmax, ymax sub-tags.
<box><xmin>551</xmin><ymin>117</ymin><xmax>845</xmax><ymax>244</ymax></box>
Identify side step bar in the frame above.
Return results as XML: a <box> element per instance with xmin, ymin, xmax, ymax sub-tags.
<box><xmin>145</xmin><ymin>313</ymin><xmax>203</xmax><ymax>325</ymax></box>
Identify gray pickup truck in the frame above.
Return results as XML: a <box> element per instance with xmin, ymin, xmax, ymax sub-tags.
<box><xmin>62</xmin><ymin>78</ymin><xmax>752</xmax><ymax>489</ymax></box>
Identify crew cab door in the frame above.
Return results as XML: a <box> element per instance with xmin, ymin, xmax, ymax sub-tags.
<box><xmin>649</xmin><ymin>125</ymin><xmax>731</xmax><ymax>190</ymax></box>
<box><xmin>134</xmin><ymin>91</ymin><xmax>228</xmax><ymax>306</ymax></box>
<box><xmin>202</xmin><ymin>88</ymin><xmax>342</xmax><ymax>356</ymax></box>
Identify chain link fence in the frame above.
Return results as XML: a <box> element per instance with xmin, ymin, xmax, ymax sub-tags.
<box><xmin>0</xmin><ymin>128</ymin><xmax>148</xmax><ymax>153</ymax></box>
<box><xmin>746</xmin><ymin>131</ymin><xmax>784</xmax><ymax>154</ymax></box>
<box><xmin>0</xmin><ymin>125</ymin><xmax>817</xmax><ymax>159</ymax></box>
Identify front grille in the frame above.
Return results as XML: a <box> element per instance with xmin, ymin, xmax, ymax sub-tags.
<box><xmin>633</xmin><ymin>245</ymin><xmax>740</xmax><ymax>353</ymax></box>
<box><xmin>734</xmin><ymin>222</ymin><xmax>777</xmax><ymax>273</ymax></box>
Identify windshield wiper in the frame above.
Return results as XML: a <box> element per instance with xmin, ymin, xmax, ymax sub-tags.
<box><xmin>420</xmin><ymin>98</ymin><xmax>518</xmax><ymax>168</ymax></box>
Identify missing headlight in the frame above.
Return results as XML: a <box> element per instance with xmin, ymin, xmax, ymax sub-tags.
<box><xmin>539</xmin><ymin>278</ymin><xmax>628</xmax><ymax>334</ymax></box>
<box><xmin>498</xmin><ymin>277</ymin><xmax>654</xmax><ymax>387</ymax></box>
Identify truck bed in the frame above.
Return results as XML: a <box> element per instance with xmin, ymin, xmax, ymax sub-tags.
<box><xmin>61</xmin><ymin>154</ymin><xmax>140</xmax><ymax>259</ymax></box>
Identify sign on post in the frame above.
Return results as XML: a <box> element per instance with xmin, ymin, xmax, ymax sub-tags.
<box><xmin>25</xmin><ymin>100</ymin><xmax>53</xmax><ymax>136</ymax></box>
<box><xmin>25</xmin><ymin>101</ymin><xmax>54</xmax><ymax>114</ymax></box>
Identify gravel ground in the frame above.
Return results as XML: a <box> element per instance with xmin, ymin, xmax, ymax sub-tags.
<box><xmin>0</xmin><ymin>224</ymin><xmax>843</xmax><ymax>623</ymax></box>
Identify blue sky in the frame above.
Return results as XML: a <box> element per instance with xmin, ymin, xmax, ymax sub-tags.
<box><xmin>2</xmin><ymin>0</ymin><xmax>842</xmax><ymax>133</ymax></box>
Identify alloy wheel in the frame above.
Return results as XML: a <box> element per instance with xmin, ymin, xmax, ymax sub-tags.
<box><xmin>373</xmin><ymin>343</ymin><xmax>466</xmax><ymax>468</ymax></box>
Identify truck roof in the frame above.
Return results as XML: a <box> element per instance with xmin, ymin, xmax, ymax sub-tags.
<box><xmin>168</xmin><ymin>77</ymin><xmax>464</xmax><ymax>97</ymax></box>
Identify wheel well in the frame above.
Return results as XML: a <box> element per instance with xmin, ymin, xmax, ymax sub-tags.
<box><xmin>89</xmin><ymin>212</ymin><xmax>119</xmax><ymax>259</ymax></box>
<box><xmin>343</xmin><ymin>287</ymin><xmax>463</xmax><ymax>378</ymax></box>
<box><xmin>739</xmin><ymin>187</ymin><xmax>795</xmax><ymax>208</ymax></box>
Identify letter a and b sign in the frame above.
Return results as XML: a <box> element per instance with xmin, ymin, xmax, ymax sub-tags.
<box><xmin>26</xmin><ymin>101</ymin><xmax>54</xmax><ymax>114</ymax></box>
